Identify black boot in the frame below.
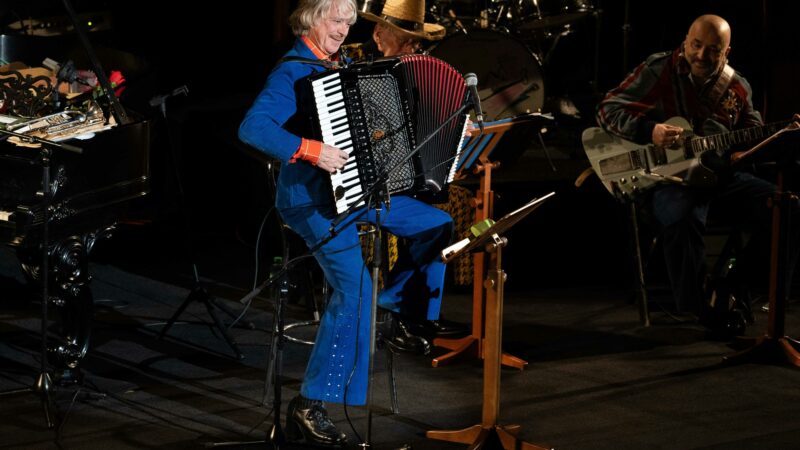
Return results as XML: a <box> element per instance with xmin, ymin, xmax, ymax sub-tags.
<box><xmin>380</xmin><ymin>313</ymin><xmax>431</xmax><ymax>355</ymax></box>
<box><xmin>285</xmin><ymin>395</ymin><xmax>347</xmax><ymax>447</ymax></box>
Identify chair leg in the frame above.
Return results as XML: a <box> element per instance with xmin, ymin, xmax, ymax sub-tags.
<box><xmin>629</xmin><ymin>202</ymin><xmax>651</xmax><ymax>326</ymax></box>
<box><xmin>386</xmin><ymin>347</ymin><xmax>399</xmax><ymax>414</ymax></box>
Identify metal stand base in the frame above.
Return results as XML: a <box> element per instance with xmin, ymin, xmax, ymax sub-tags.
<box><xmin>159</xmin><ymin>285</ymin><xmax>249</xmax><ymax>360</ymax></box>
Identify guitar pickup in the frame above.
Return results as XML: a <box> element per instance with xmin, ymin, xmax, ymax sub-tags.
<box><xmin>599</xmin><ymin>148</ymin><xmax>647</xmax><ymax>176</ymax></box>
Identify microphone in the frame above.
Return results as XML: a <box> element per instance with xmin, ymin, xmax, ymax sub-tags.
<box><xmin>464</xmin><ymin>72</ymin><xmax>484</xmax><ymax>132</ymax></box>
<box><xmin>149</xmin><ymin>85</ymin><xmax>189</xmax><ymax>107</ymax></box>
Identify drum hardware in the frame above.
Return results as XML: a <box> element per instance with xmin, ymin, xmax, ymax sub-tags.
<box><xmin>428</xmin><ymin>0</ymin><xmax>595</xmax><ymax>36</ymax></box>
<box><xmin>427</xmin><ymin>29</ymin><xmax>545</xmax><ymax>121</ymax></box>
<box><xmin>514</xmin><ymin>0</ymin><xmax>595</xmax><ymax>32</ymax></box>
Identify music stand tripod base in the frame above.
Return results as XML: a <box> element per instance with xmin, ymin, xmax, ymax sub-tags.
<box><xmin>431</xmin><ymin>336</ymin><xmax>529</xmax><ymax>369</ymax></box>
<box><xmin>428</xmin><ymin>193</ymin><xmax>555</xmax><ymax>450</ymax></box>
<box><xmin>723</xmin><ymin>127</ymin><xmax>800</xmax><ymax>367</ymax></box>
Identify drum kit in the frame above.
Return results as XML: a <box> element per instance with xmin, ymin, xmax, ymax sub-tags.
<box><xmin>425</xmin><ymin>0</ymin><xmax>597</xmax><ymax>121</ymax></box>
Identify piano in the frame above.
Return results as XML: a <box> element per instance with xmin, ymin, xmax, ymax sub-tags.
<box><xmin>0</xmin><ymin>3</ymin><xmax>150</xmax><ymax>382</ymax></box>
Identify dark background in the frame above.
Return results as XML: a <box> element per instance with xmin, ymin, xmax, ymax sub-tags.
<box><xmin>2</xmin><ymin>0</ymin><xmax>798</xmax><ymax>291</ymax></box>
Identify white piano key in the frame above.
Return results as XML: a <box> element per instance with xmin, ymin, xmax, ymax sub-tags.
<box><xmin>311</xmin><ymin>72</ymin><xmax>340</xmax><ymax>86</ymax></box>
<box><xmin>316</xmin><ymin>75</ymin><xmax>341</xmax><ymax>86</ymax></box>
<box><xmin>321</xmin><ymin>117</ymin><xmax>349</xmax><ymax>133</ymax></box>
<box><xmin>341</xmin><ymin>175</ymin><xmax>360</xmax><ymax>187</ymax></box>
<box><xmin>315</xmin><ymin>92</ymin><xmax>344</xmax><ymax>107</ymax></box>
<box><xmin>334</xmin><ymin>139</ymin><xmax>353</xmax><ymax>151</ymax></box>
<box><xmin>318</xmin><ymin>108</ymin><xmax>346</xmax><ymax>122</ymax></box>
<box><xmin>323</xmin><ymin>129</ymin><xmax>351</xmax><ymax>142</ymax></box>
<box><xmin>315</xmin><ymin>91</ymin><xmax>343</xmax><ymax>105</ymax></box>
<box><xmin>316</xmin><ymin>101</ymin><xmax>346</xmax><ymax>116</ymax></box>
<box><xmin>313</xmin><ymin>84</ymin><xmax>342</xmax><ymax>96</ymax></box>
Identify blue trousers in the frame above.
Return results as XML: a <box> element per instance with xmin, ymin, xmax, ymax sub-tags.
<box><xmin>279</xmin><ymin>195</ymin><xmax>453</xmax><ymax>405</ymax></box>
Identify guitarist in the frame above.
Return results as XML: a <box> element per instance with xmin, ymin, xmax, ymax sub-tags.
<box><xmin>596</xmin><ymin>14</ymin><xmax>798</xmax><ymax>333</ymax></box>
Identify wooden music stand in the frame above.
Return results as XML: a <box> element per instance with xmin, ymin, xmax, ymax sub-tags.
<box><xmin>724</xmin><ymin>124</ymin><xmax>800</xmax><ymax>365</ymax></box>
<box><xmin>433</xmin><ymin>113</ymin><xmax>551</xmax><ymax>369</ymax></box>
<box><xmin>428</xmin><ymin>192</ymin><xmax>555</xmax><ymax>450</ymax></box>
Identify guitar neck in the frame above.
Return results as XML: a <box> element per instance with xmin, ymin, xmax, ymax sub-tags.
<box><xmin>689</xmin><ymin>120</ymin><xmax>790</xmax><ymax>158</ymax></box>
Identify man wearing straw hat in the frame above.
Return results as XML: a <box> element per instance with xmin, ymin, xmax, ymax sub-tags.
<box><xmin>353</xmin><ymin>0</ymin><xmax>474</xmax><ymax>343</ymax></box>
<box><xmin>358</xmin><ymin>0</ymin><xmax>445</xmax><ymax>57</ymax></box>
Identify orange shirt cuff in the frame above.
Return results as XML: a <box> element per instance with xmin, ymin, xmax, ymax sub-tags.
<box><xmin>289</xmin><ymin>138</ymin><xmax>322</xmax><ymax>165</ymax></box>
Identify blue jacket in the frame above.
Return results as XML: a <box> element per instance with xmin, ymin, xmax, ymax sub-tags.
<box><xmin>239</xmin><ymin>38</ymin><xmax>332</xmax><ymax>210</ymax></box>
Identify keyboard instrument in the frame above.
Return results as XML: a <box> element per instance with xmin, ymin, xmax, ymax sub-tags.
<box><xmin>306</xmin><ymin>55</ymin><xmax>469</xmax><ymax>215</ymax></box>
<box><xmin>0</xmin><ymin>0</ymin><xmax>150</xmax><ymax>379</ymax></box>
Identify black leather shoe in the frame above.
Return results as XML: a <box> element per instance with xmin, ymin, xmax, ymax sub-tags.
<box><xmin>698</xmin><ymin>299</ymin><xmax>747</xmax><ymax>341</ymax></box>
<box><xmin>411</xmin><ymin>318</ymin><xmax>470</xmax><ymax>338</ymax></box>
<box><xmin>380</xmin><ymin>313</ymin><xmax>431</xmax><ymax>355</ymax></box>
<box><xmin>285</xmin><ymin>395</ymin><xmax>347</xmax><ymax>447</ymax></box>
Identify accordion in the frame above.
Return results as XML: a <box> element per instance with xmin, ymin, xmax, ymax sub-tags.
<box><xmin>305</xmin><ymin>54</ymin><xmax>470</xmax><ymax>214</ymax></box>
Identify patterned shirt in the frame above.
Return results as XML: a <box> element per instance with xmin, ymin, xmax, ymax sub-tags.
<box><xmin>596</xmin><ymin>48</ymin><xmax>762</xmax><ymax>145</ymax></box>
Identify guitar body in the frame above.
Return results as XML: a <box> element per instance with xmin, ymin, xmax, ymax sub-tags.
<box><xmin>582</xmin><ymin>117</ymin><xmax>720</xmax><ymax>198</ymax></box>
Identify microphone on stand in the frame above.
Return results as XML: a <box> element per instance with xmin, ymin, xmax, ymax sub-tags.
<box><xmin>464</xmin><ymin>72</ymin><xmax>484</xmax><ymax>132</ymax></box>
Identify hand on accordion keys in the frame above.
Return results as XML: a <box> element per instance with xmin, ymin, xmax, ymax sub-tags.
<box><xmin>317</xmin><ymin>143</ymin><xmax>349</xmax><ymax>174</ymax></box>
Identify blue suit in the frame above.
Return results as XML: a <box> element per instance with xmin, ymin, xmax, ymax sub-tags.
<box><xmin>239</xmin><ymin>38</ymin><xmax>453</xmax><ymax>405</ymax></box>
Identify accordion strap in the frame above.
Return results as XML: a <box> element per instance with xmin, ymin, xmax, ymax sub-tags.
<box><xmin>278</xmin><ymin>56</ymin><xmax>341</xmax><ymax>69</ymax></box>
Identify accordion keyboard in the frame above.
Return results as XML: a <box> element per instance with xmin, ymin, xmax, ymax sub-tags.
<box><xmin>311</xmin><ymin>70</ymin><xmax>366</xmax><ymax>214</ymax></box>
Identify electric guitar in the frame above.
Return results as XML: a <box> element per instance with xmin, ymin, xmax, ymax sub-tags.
<box><xmin>582</xmin><ymin>116</ymin><xmax>791</xmax><ymax>198</ymax></box>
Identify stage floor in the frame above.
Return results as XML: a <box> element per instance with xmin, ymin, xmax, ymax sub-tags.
<box><xmin>2</xmin><ymin>236</ymin><xmax>800</xmax><ymax>449</ymax></box>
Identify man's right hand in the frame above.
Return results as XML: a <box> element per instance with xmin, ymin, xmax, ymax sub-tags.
<box><xmin>652</xmin><ymin>123</ymin><xmax>684</xmax><ymax>147</ymax></box>
<box><xmin>317</xmin><ymin>144</ymin><xmax>349</xmax><ymax>173</ymax></box>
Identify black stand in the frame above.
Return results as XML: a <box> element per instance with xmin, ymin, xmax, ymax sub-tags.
<box><xmin>25</xmin><ymin>144</ymin><xmax>56</xmax><ymax>429</ymax></box>
<box><xmin>265</xmin><ymin>266</ymin><xmax>291</xmax><ymax>446</ymax></box>
<box><xmin>429</xmin><ymin>192</ymin><xmax>555</xmax><ymax>450</ymax></box>
<box><xmin>208</xmin><ymin>261</ymin><xmax>294</xmax><ymax>449</ymax></box>
<box><xmin>0</xmin><ymin>129</ymin><xmax>83</xmax><ymax>429</ymax></box>
<box><xmin>724</xmin><ymin>124</ymin><xmax>800</xmax><ymax>365</ymax></box>
<box><xmin>333</xmin><ymin>98</ymin><xmax>473</xmax><ymax>450</ymax></box>
<box><xmin>362</xmin><ymin>205</ymin><xmax>383</xmax><ymax>449</ymax></box>
<box><xmin>151</xmin><ymin>88</ymin><xmax>250</xmax><ymax>360</ymax></box>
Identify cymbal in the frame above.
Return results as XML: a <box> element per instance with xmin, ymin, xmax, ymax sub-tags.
<box><xmin>517</xmin><ymin>11</ymin><xmax>593</xmax><ymax>31</ymax></box>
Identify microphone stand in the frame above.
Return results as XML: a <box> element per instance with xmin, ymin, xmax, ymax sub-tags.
<box><xmin>152</xmin><ymin>86</ymin><xmax>254</xmax><ymax>360</ymax></box>
<box><xmin>0</xmin><ymin>128</ymin><xmax>83</xmax><ymax>430</ymax></box>
<box><xmin>328</xmin><ymin>100</ymin><xmax>475</xmax><ymax>449</ymax></box>
<box><xmin>211</xmin><ymin>198</ymin><xmax>366</xmax><ymax>449</ymax></box>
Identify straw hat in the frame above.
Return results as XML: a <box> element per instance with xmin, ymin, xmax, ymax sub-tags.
<box><xmin>358</xmin><ymin>0</ymin><xmax>445</xmax><ymax>41</ymax></box>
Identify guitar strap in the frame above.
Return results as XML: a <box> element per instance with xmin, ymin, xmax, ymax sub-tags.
<box><xmin>702</xmin><ymin>64</ymin><xmax>735</xmax><ymax>117</ymax></box>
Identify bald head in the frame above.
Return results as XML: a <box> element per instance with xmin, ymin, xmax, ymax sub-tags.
<box><xmin>689</xmin><ymin>15</ymin><xmax>731</xmax><ymax>48</ymax></box>
<box><xmin>683</xmin><ymin>14</ymin><xmax>732</xmax><ymax>82</ymax></box>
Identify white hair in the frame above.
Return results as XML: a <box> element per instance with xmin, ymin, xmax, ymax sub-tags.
<box><xmin>289</xmin><ymin>0</ymin><xmax>357</xmax><ymax>36</ymax></box>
